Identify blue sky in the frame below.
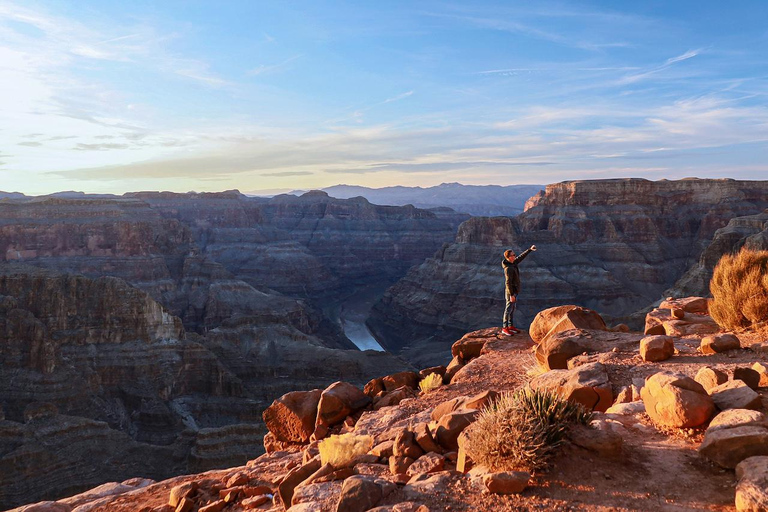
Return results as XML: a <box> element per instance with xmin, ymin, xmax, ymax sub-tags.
<box><xmin>1</xmin><ymin>1</ymin><xmax>767</xmax><ymax>195</ymax></box>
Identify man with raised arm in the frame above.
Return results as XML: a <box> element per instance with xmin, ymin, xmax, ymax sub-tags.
<box><xmin>501</xmin><ymin>244</ymin><xmax>537</xmax><ymax>336</ymax></box>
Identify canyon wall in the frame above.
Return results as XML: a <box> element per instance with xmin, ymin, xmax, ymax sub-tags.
<box><xmin>367</xmin><ymin>178</ymin><xmax>768</xmax><ymax>364</ymax></box>
<box><xmin>0</xmin><ymin>190</ymin><xmax>459</xmax><ymax>507</ymax></box>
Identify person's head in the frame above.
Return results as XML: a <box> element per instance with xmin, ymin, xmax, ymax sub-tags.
<box><xmin>504</xmin><ymin>249</ymin><xmax>515</xmax><ymax>261</ymax></box>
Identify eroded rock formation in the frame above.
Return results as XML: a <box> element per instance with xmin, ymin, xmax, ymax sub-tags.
<box><xmin>368</xmin><ymin>178</ymin><xmax>768</xmax><ymax>358</ymax></box>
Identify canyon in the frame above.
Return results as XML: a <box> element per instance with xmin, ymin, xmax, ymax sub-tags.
<box><xmin>3</xmin><ymin>177</ymin><xmax>768</xmax><ymax>508</ymax></box>
<box><xmin>367</xmin><ymin>178</ymin><xmax>768</xmax><ymax>365</ymax></box>
<box><xmin>0</xmin><ymin>190</ymin><xmax>462</xmax><ymax>509</ymax></box>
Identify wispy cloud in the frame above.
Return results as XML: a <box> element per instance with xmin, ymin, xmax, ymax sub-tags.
<box><xmin>247</xmin><ymin>55</ymin><xmax>302</xmax><ymax>76</ymax></box>
<box><xmin>618</xmin><ymin>48</ymin><xmax>705</xmax><ymax>85</ymax></box>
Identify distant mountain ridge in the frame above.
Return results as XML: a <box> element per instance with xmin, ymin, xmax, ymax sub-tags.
<box><xmin>288</xmin><ymin>182</ymin><xmax>545</xmax><ymax>217</ymax></box>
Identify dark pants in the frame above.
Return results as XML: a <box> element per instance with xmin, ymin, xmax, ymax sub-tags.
<box><xmin>503</xmin><ymin>290</ymin><xmax>517</xmax><ymax>328</ymax></box>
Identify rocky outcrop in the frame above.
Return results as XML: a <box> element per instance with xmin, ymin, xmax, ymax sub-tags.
<box><xmin>368</xmin><ymin>178</ymin><xmax>768</xmax><ymax>356</ymax></box>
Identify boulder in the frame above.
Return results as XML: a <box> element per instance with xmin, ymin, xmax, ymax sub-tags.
<box><xmin>529</xmin><ymin>362</ymin><xmax>613</xmax><ymax>412</ymax></box>
<box><xmin>418</xmin><ymin>366</ymin><xmax>446</xmax><ymax>380</ymax></box>
<box><xmin>734</xmin><ymin>368</ymin><xmax>761</xmax><ymax>390</ymax></box>
<box><xmin>435</xmin><ymin>410</ymin><xmax>478</xmax><ymax>451</ymax></box>
<box><xmin>529</xmin><ymin>305</ymin><xmax>607</xmax><ymax>344</ymax></box>
<box><xmin>373</xmin><ymin>387</ymin><xmax>416</xmax><ymax>410</ymax></box>
<box><xmin>443</xmin><ymin>356</ymin><xmax>465</xmax><ymax>384</ymax></box>
<box><xmin>263</xmin><ymin>389</ymin><xmax>322</xmax><ymax>443</ymax></box>
<box><xmin>370</xmin><ymin>441</ymin><xmax>395</xmax><ymax>458</ymax></box>
<box><xmin>335</xmin><ymin>476</ymin><xmax>383</xmax><ymax>512</ymax></box>
<box><xmin>169</xmin><ymin>482</ymin><xmax>198</xmax><ymax>508</ymax></box>
<box><xmin>700</xmin><ymin>426</ymin><xmax>768</xmax><ymax>469</ymax></box>
<box><xmin>364</xmin><ymin>378</ymin><xmax>385</xmax><ymax>397</ymax></box>
<box><xmin>315</xmin><ymin>382</ymin><xmax>371</xmax><ymax>435</ymax></box>
<box><xmin>534</xmin><ymin>333</ymin><xmax>587</xmax><ymax>370</ymax></box>
<box><xmin>701</xmin><ymin>334</ymin><xmax>741</xmax><ymax>355</ymax></box>
<box><xmin>451</xmin><ymin>334</ymin><xmax>486</xmax><ymax>360</ymax></box>
<box><xmin>406</xmin><ymin>452</ymin><xmax>445</xmax><ymax>477</ymax></box>
<box><xmin>482</xmin><ymin>471</ymin><xmax>530</xmax><ymax>494</ymax></box>
<box><xmin>389</xmin><ymin>456</ymin><xmax>415</xmax><ymax>475</ymax></box>
<box><xmin>413</xmin><ymin>423</ymin><xmax>442</xmax><ymax>453</ymax></box>
<box><xmin>694</xmin><ymin>367</ymin><xmax>728</xmax><ymax>392</ymax></box>
<box><xmin>382</xmin><ymin>372</ymin><xmax>419</xmax><ymax>391</ymax></box>
<box><xmin>393</xmin><ymin>430</ymin><xmax>424</xmax><ymax>460</ymax></box>
<box><xmin>641</xmin><ymin>372</ymin><xmax>715</xmax><ymax>428</ymax></box>
<box><xmin>753</xmin><ymin>362</ymin><xmax>768</xmax><ymax>387</ymax></box>
<box><xmin>640</xmin><ymin>335</ymin><xmax>675</xmax><ymax>362</ymax></box>
<box><xmin>660</xmin><ymin>297</ymin><xmax>709</xmax><ymax>314</ymax></box>
<box><xmin>605</xmin><ymin>401</ymin><xmax>645</xmax><ymax>415</ymax></box>
<box><xmin>710</xmin><ymin>381</ymin><xmax>762</xmax><ymax>411</ymax></box>
<box><xmin>645</xmin><ymin>307</ymin><xmax>718</xmax><ymax>337</ymax></box>
<box><xmin>735</xmin><ymin>456</ymin><xmax>768</xmax><ymax>512</ymax></box>
<box><xmin>568</xmin><ymin>424</ymin><xmax>622</xmax><ymax>457</ymax></box>
<box><xmin>277</xmin><ymin>458</ymin><xmax>322</xmax><ymax>507</ymax></box>
<box><xmin>709</xmin><ymin>409</ymin><xmax>768</xmax><ymax>432</ymax></box>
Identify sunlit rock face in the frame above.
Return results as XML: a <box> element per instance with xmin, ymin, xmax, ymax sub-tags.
<box><xmin>368</xmin><ymin>178</ymin><xmax>768</xmax><ymax>360</ymax></box>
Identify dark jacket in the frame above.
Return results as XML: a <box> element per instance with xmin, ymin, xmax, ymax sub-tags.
<box><xmin>502</xmin><ymin>248</ymin><xmax>532</xmax><ymax>296</ymax></box>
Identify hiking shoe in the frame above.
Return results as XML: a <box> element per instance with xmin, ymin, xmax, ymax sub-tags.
<box><xmin>509</xmin><ymin>326</ymin><xmax>521</xmax><ymax>334</ymax></box>
<box><xmin>501</xmin><ymin>327</ymin><xmax>514</xmax><ymax>336</ymax></box>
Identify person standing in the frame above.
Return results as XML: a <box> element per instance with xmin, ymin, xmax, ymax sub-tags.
<box><xmin>501</xmin><ymin>244</ymin><xmax>537</xmax><ymax>336</ymax></box>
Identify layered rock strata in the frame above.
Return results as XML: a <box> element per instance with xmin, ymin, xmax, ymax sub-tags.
<box><xmin>368</xmin><ymin>179</ymin><xmax>768</xmax><ymax>356</ymax></box>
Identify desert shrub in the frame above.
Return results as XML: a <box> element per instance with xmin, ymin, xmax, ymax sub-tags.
<box><xmin>710</xmin><ymin>248</ymin><xmax>768</xmax><ymax>332</ymax></box>
<box><xmin>419</xmin><ymin>372</ymin><xmax>443</xmax><ymax>393</ymax></box>
<box><xmin>318</xmin><ymin>433</ymin><xmax>374</xmax><ymax>468</ymax></box>
<box><xmin>466</xmin><ymin>387</ymin><xmax>591</xmax><ymax>472</ymax></box>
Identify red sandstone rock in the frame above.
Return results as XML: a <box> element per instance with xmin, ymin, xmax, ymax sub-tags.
<box><xmin>314</xmin><ymin>381</ymin><xmax>370</xmax><ymax>437</ymax></box>
<box><xmin>641</xmin><ymin>372</ymin><xmax>715</xmax><ymax>428</ymax></box>
<box><xmin>263</xmin><ymin>389</ymin><xmax>323</xmax><ymax>443</ymax></box>
<box><xmin>529</xmin><ymin>362</ymin><xmax>613</xmax><ymax>412</ymax></box>
<box><xmin>640</xmin><ymin>335</ymin><xmax>675</xmax><ymax>362</ymax></box>
<box><xmin>529</xmin><ymin>305</ymin><xmax>607</xmax><ymax>344</ymax></box>
<box><xmin>382</xmin><ymin>372</ymin><xmax>419</xmax><ymax>391</ymax></box>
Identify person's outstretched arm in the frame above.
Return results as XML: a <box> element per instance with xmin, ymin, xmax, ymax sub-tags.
<box><xmin>512</xmin><ymin>245</ymin><xmax>536</xmax><ymax>265</ymax></box>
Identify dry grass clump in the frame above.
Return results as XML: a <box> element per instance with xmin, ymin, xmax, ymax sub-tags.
<box><xmin>318</xmin><ymin>433</ymin><xmax>373</xmax><ymax>468</ymax></box>
<box><xmin>466</xmin><ymin>387</ymin><xmax>591</xmax><ymax>472</ymax></box>
<box><xmin>710</xmin><ymin>248</ymin><xmax>768</xmax><ymax>332</ymax></box>
<box><xmin>419</xmin><ymin>372</ymin><xmax>443</xmax><ymax>393</ymax></box>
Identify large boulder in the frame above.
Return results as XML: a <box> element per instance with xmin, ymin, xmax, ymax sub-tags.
<box><xmin>659</xmin><ymin>297</ymin><xmax>709</xmax><ymax>314</ymax></box>
<box><xmin>699</xmin><ymin>409</ymin><xmax>768</xmax><ymax>468</ymax></box>
<box><xmin>529</xmin><ymin>362</ymin><xmax>613</xmax><ymax>412</ymax></box>
<box><xmin>382</xmin><ymin>372</ymin><xmax>419</xmax><ymax>391</ymax></box>
<box><xmin>644</xmin><ymin>306</ymin><xmax>719</xmax><ymax>336</ymax></box>
<box><xmin>315</xmin><ymin>382</ymin><xmax>371</xmax><ymax>435</ymax></box>
<box><xmin>735</xmin><ymin>456</ymin><xmax>768</xmax><ymax>512</ymax></box>
<box><xmin>335</xmin><ymin>476</ymin><xmax>384</xmax><ymax>512</ymax></box>
<box><xmin>694</xmin><ymin>367</ymin><xmax>728</xmax><ymax>392</ymax></box>
<box><xmin>529</xmin><ymin>306</ymin><xmax>607</xmax><ymax>344</ymax></box>
<box><xmin>709</xmin><ymin>381</ymin><xmax>762</xmax><ymax>411</ymax></box>
<box><xmin>263</xmin><ymin>389</ymin><xmax>323</xmax><ymax>443</ymax></box>
<box><xmin>639</xmin><ymin>335</ymin><xmax>675</xmax><ymax>362</ymax></box>
<box><xmin>641</xmin><ymin>372</ymin><xmax>715</xmax><ymax>428</ymax></box>
<box><xmin>451</xmin><ymin>333</ymin><xmax>487</xmax><ymax>360</ymax></box>
<box><xmin>701</xmin><ymin>334</ymin><xmax>741</xmax><ymax>355</ymax></box>
<box><xmin>434</xmin><ymin>410</ymin><xmax>478</xmax><ymax>451</ymax></box>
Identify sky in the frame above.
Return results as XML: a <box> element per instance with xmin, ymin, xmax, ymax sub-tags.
<box><xmin>1</xmin><ymin>1</ymin><xmax>767</xmax><ymax>195</ymax></box>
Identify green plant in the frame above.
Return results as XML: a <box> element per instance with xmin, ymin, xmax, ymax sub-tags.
<box><xmin>465</xmin><ymin>387</ymin><xmax>591</xmax><ymax>472</ymax></box>
<box><xmin>318</xmin><ymin>433</ymin><xmax>374</xmax><ymax>468</ymax></box>
<box><xmin>419</xmin><ymin>372</ymin><xmax>443</xmax><ymax>393</ymax></box>
<box><xmin>710</xmin><ymin>248</ymin><xmax>768</xmax><ymax>332</ymax></box>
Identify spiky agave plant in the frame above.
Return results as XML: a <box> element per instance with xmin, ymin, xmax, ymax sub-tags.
<box><xmin>466</xmin><ymin>387</ymin><xmax>591</xmax><ymax>472</ymax></box>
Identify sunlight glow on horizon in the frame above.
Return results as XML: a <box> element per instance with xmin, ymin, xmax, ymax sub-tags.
<box><xmin>1</xmin><ymin>0</ymin><xmax>767</xmax><ymax>195</ymax></box>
